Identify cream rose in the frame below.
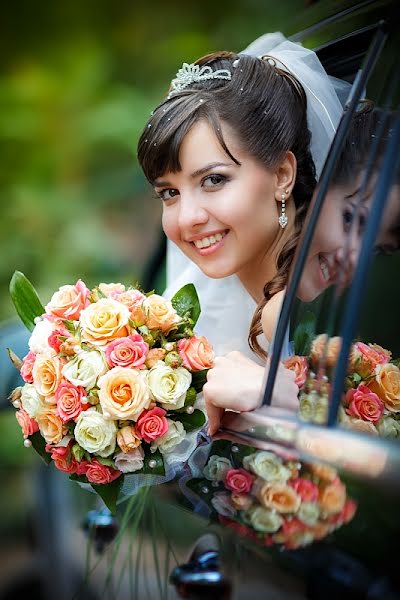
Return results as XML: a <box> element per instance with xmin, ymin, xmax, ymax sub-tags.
<box><xmin>143</xmin><ymin>294</ymin><xmax>180</xmax><ymax>334</ymax></box>
<box><xmin>32</xmin><ymin>355</ymin><xmax>64</xmax><ymax>398</ymax></box>
<box><xmin>62</xmin><ymin>349</ymin><xmax>107</xmax><ymax>390</ymax></box>
<box><xmin>79</xmin><ymin>298</ymin><xmax>131</xmax><ymax>346</ymax></box>
<box><xmin>147</xmin><ymin>361</ymin><xmax>191</xmax><ymax>410</ymax></box>
<box><xmin>210</xmin><ymin>492</ymin><xmax>237</xmax><ymax>518</ymax></box>
<box><xmin>297</xmin><ymin>502</ymin><xmax>320</xmax><ymax>526</ymax></box>
<box><xmin>114</xmin><ymin>446</ymin><xmax>144</xmax><ymax>473</ymax></box>
<box><xmin>35</xmin><ymin>404</ymin><xmax>64</xmax><ymax>444</ymax></box>
<box><xmin>98</xmin><ymin>367</ymin><xmax>150</xmax><ymax>421</ymax></box>
<box><xmin>246</xmin><ymin>506</ymin><xmax>283</xmax><ymax>533</ymax></box>
<box><xmin>243</xmin><ymin>451</ymin><xmax>291</xmax><ymax>483</ymax></box>
<box><xmin>20</xmin><ymin>383</ymin><xmax>43</xmax><ymax>418</ymax></box>
<box><xmin>377</xmin><ymin>415</ymin><xmax>400</xmax><ymax>437</ymax></box>
<box><xmin>203</xmin><ymin>455</ymin><xmax>233</xmax><ymax>481</ymax></box>
<box><xmin>150</xmin><ymin>419</ymin><xmax>186</xmax><ymax>454</ymax></box>
<box><xmin>74</xmin><ymin>407</ymin><xmax>117</xmax><ymax>456</ymax></box>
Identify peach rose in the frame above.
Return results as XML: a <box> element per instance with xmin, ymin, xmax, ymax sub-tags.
<box><xmin>224</xmin><ymin>469</ymin><xmax>254</xmax><ymax>494</ymax></box>
<box><xmin>110</xmin><ymin>289</ymin><xmax>146</xmax><ymax>324</ymax></box>
<box><xmin>84</xmin><ymin>459</ymin><xmax>122</xmax><ymax>484</ymax></box>
<box><xmin>117</xmin><ymin>425</ymin><xmax>141</xmax><ymax>453</ymax></box>
<box><xmin>79</xmin><ymin>298</ymin><xmax>131</xmax><ymax>346</ymax></box>
<box><xmin>98</xmin><ymin>367</ymin><xmax>150</xmax><ymax>421</ymax></box>
<box><xmin>177</xmin><ymin>336</ymin><xmax>214</xmax><ymax>371</ymax></box>
<box><xmin>231</xmin><ymin>493</ymin><xmax>253</xmax><ymax>511</ymax></box>
<box><xmin>98</xmin><ymin>282</ymin><xmax>126</xmax><ymax>296</ymax></box>
<box><xmin>45</xmin><ymin>279</ymin><xmax>90</xmax><ymax>320</ymax></box>
<box><xmin>368</xmin><ymin>363</ymin><xmax>400</xmax><ymax>412</ymax></box>
<box><xmin>325</xmin><ymin>336</ymin><xmax>342</xmax><ymax>368</ymax></box>
<box><xmin>290</xmin><ymin>478</ymin><xmax>319</xmax><ymax>502</ymax></box>
<box><xmin>319</xmin><ymin>480</ymin><xmax>346</xmax><ymax>515</ymax></box>
<box><xmin>15</xmin><ymin>408</ymin><xmax>39</xmax><ymax>438</ymax></box>
<box><xmin>32</xmin><ymin>355</ymin><xmax>64</xmax><ymax>399</ymax></box>
<box><xmin>283</xmin><ymin>356</ymin><xmax>308</xmax><ymax>388</ymax></box>
<box><xmin>257</xmin><ymin>481</ymin><xmax>301</xmax><ymax>513</ymax></box>
<box><xmin>350</xmin><ymin>342</ymin><xmax>391</xmax><ymax>378</ymax></box>
<box><xmin>55</xmin><ymin>380</ymin><xmax>88</xmax><ymax>423</ymax></box>
<box><xmin>145</xmin><ymin>348</ymin><xmax>166</xmax><ymax>368</ymax></box>
<box><xmin>20</xmin><ymin>351</ymin><xmax>36</xmax><ymax>383</ymax></box>
<box><xmin>308</xmin><ymin>462</ymin><xmax>338</xmax><ymax>482</ymax></box>
<box><xmin>345</xmin><ymin>385</ymin><xmax>385</xmax><ymax>423</ymax></box>
<box><xmin>35</xmin><ymin>404</ymin><xmax>64</xmax><ymax>444</ymax></box>
<box><xmin>105</xmin><ymin>334</ymin><xmax>149</xmax><ymax>369</ymax></box>
<box><xmin>135</xmin><ymin>407</ymin><xmax>168</xmax><ymax>443</ymax></box>
<box><xmin>143</xmin><ymin>294</ymin><xmax>180</xmax><ymax>334</ymax></box>
<box><xmin>310</xmin><ymin>334</ymin><xmax>328</xmax><ymax>366</ymax></box>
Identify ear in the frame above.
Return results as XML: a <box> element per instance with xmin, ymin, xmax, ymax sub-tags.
<box><xmin>274</xmin><ymin>151</ymin><xmax>297</xmax><ymax>202</ymax></box>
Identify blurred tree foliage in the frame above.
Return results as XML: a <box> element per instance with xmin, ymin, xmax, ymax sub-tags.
<box><xmin>0</xmin><ymin>0</ymin><xmax>309</xmax><ymax>323</ymax></box>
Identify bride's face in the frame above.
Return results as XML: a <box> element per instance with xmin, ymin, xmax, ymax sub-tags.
<box><xmin>297</xmin><ymin>177</ymin><xmax>400</xmax><ymax>302</ymax></box>
<box><xmin>154</xmin><ymin>120</ymin><xmax>283</xmax><ymax>289</ymax></box>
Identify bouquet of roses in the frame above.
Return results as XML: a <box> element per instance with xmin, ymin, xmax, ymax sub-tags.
<box><xmin>284</xmin><ymin>333</ymin><xmax>400</xmax><ymax>438</ymax></box>
<box><xmin>8</xmin><ymin>271</ymin><xmax>213</xmax><ymax>511</ymax></box>
<box><xmin>184</xmin><ymin>440</ymin><xmax>357</xmax><ymax>551</ymax></box>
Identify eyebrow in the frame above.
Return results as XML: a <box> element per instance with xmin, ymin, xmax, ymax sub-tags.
<box><xmin>153</xmin><ymin>161</ymin><xmax>237</xmax><ymax>187</ymax></box>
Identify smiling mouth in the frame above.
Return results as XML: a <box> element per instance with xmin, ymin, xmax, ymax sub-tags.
<box><xmin>192</xmin><ymin>231</ymin><xmax>227</xmax><ymax>249</ymax></box>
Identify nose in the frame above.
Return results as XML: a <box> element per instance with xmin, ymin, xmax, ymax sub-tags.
<box><xmin>177</xmin><ymin>193</ymin><xmax>209</xmax><ymax>232</ymax></box>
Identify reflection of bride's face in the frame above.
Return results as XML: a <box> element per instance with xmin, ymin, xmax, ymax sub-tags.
<box><xmin>154</xmin><ymin>120</ymin><xmax>285</xmax><ymax>297</ymax></box>
<box><xmin>297</xmin><ymin>177</ymin><xmax>399</xmax><ymax>302</ymax></box>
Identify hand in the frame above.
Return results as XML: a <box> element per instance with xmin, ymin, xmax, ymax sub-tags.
<box><xmin>203</xmin><ymin>351</ymin><xmax>299</xmax><ymax>435</ymax></box>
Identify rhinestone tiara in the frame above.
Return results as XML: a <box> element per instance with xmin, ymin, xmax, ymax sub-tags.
<box><xmin>168</xmin><ymin>62</ymin><xmax>232</xmax><ymax>98</ymax></box>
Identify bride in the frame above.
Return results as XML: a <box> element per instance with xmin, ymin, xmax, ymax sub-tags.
<box><xmin>136</xmin><ymin>32</ymin><xmax>348</xmax><ymax>430</ymax></box>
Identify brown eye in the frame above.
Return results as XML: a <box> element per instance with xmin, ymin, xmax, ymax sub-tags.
<box><xmin>202</xmin><ymin>174</ymin><xmax>227</xmax><ymax>188</ymax></box>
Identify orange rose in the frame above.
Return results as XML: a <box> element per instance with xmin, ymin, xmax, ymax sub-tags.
<box><xmin>283</xmin><ymin>356</ymin><xmax>308</xmax><ymax>388</ymax></box>
<box><xmin>177</xmin><ymin>336</ymin><xmax>214</xmax><ymax>371</ymax></box>
<box><xmin>368</xmin><ymin>363</ymin><xmax>400</xmax><ymax>412</ymax></box>
<box><xmin>319</xmin><ymin>480</ymin><xmax>346</xmax><ymax>515</ymax></box>
<box><xmin>256</xmin><ymin>481</ymin><xmax>301</xmax><ymax>514</ymax></box>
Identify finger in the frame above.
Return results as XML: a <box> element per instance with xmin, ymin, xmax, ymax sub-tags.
<box><xmin>206</xmin><ymin>403</ymin><xmax>224</xmax><ymax>436</ymax></box>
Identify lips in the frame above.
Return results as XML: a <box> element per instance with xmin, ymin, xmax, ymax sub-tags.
<box><xmin>187</xmin><ymin>230</ymin><xmax>228</xmax><ymax>250</ymax></box>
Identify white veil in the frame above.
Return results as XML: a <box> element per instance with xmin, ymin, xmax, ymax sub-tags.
<box><xmin>163</xmin><ymin>32</ymin><xmax>351</xmax><ymax>361</ymax></box>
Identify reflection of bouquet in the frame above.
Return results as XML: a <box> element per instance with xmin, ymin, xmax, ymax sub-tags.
<box><xmin>185</xmin><ymin>440</ymin><xmax>357</xmax><ymax>551</ymax></box>
<box><xmin>8</xmin><ymin>272</ymin><xmax>213</xmax><ymax>511</ymax></box>
<box><xmin>285</xmin><ymin>334</ymin><xmax>400</xmax><ymax>438</ymax></box>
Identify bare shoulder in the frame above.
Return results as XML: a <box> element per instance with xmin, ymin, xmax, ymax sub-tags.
<box><xmin>261</xmin><ymin>290</ymin><xmax>286</xmax><ymax>343</ymax></box>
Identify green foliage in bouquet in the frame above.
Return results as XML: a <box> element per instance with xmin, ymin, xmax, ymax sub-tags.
<box><xmin>8</xmin><ymin>271</ymin><xmax>211</xmax><ymax>513</ymax></box>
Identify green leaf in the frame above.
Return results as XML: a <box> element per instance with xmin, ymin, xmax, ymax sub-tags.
<box><xmin>9</xmin><ymin>271</ymin><xmax>45</xmax><ymax>332</ymax></box>
<box><xmin>91</xmin><ymin>475</ymin><xmax>125</xmax><ymax>515</ymax></box>
<box><xmin>191</xmin><ymin>369</ymin><xmax>208</xmax><ymax>393</ymax></box>
<box><xmin>293</xmin><ymin>311</ymin><xmax>316</xmax><ymax>356</ymax></box>
<box><xmin>170</xmin><ymin>409</ymin><xmax>206</xmax><ymax>432</ymax></box>
<box><xmin>30</xmin><ymin>431</ymin><xmax>52</xmax><ymax>465</ymax></box>
<box><xmin>142</xmin><ymin>449</ymin><xmax>165</xmax><ymax>475</ymax></box>
<box><xmin>171</xmin><ymin>283</ymin><xmax>201</xmax><ymax>327</ymax></box>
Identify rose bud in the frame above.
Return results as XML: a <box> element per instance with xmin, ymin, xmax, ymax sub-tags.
<box><xmin>164</xmin><ymin>351</ymin><xmax>183</xmax><ymax>369</ymax></box>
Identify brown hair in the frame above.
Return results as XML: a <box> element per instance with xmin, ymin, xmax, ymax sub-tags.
<box><xmin>137</xmin><ymin>50</ymin><xmax>317</xmax><ymax>359</ymax></box>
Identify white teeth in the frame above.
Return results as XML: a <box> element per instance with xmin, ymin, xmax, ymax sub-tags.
<box><xmin>319</xmin><ymin>256</ymin><xmax>330</xmax><ymax>282</ymax></box>
<box><xmin>194</xmin><ymin>232</ymin><xmax>225</xmax><ymax>249</ymax></box>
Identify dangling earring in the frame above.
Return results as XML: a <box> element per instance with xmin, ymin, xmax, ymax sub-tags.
<box><xmin>278</xmin><ymin>191</ymin><xmax>288</xmax><ymax>228</ymax></box>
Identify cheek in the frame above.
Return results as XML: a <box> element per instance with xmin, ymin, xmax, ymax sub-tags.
<box><xmin>162</xmin><ymin>208</ymin><xmax>179</xmax><ymax>242</ymax></box>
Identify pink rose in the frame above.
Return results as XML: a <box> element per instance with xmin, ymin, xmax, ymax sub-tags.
<box><xmin>105</xmin><ymin>334</ymin><xmax>149</xmax><ymax>369</ymax></box>
<box><xmin>350</xmin><ymin>342</ymin><xmax>391</xmax><ymax>378</ymax></box>
<box><xmin>84</xmin><ymin>459</ymin><xmax>122</xmax><ymax>484</ymax></box>
<box><xmin>110</xmin><ymin>289</ymin><xmax>146</xmax><ymax>324</ymax></box>
<box><xmin>48</xmin><ymin>329</ymin><xmax>68</xmax><ymax>353</ymax></box>
<box><xmin>15</xmin><ymin>408</ymin><xmax>39</xmax><ymax>438</ymax></box>
<box><xmin>290</xmin><ymin>478</ymin><xmax>319</xmax><ymax>502</ymax></box>
<box><xmin>20</xmin><ymin>351</ymin><xmax>36</xmax><ymax>383</ymax></box>
<box><xmin>224</xmin><ymin>468</ymin><xmax>254</xmax><ymax>494</ymax></box>
<box><xmin>135</xmin><ymin>407</ymin><xmax>168</xmax><ymax>443</ymax></box>
<box><xmin>345</xmin><ymin>384</ymin><xmax>385</xmax><ymax>423</ymax></box>
<box><xmin>281</xmin><ymin>517</ymin><xmax>307</xmax><ymax>536</ymax></box>
<box><xmin>45</xmin><ymin>443</ymin><xmax>79</xmax><ymax>474</ymax></box>
<box><xmin>177</xmin><ymin>336</ymin><xmax>214</xmax><ymax>371</ymax></box>
<box><xmin>55</xmin><ymin>380</ymin><xmax>89</xmax><ymax>422</ymax></box>
<box><xmin>45</xmin><ymin>279</ymin><xmax>90</xmax><ymax>320</ymax></box>
<box><xmin>283</xmin><ymin>356</ymin><xmax>308</xmax><ymax>388</ymax></box>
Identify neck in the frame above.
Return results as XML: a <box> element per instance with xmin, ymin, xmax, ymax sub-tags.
<box><xmin>237</xmin><ymin>203</ymin><xmax>296</xmax><ymax>303</ymax></box>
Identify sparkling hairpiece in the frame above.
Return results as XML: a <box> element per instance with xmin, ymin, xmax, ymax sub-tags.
<box><xmin>168</xmin><ymin>62</ymin><xmax>232</xmax><ymax>98</ymax></box>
